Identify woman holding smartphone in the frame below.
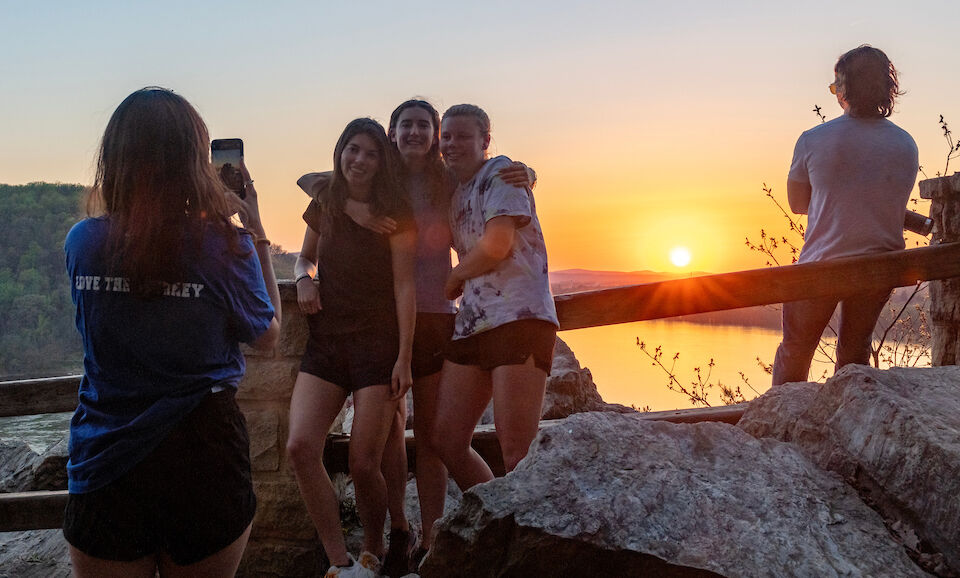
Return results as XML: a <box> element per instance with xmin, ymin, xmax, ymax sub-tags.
<box><xmin>432</xmin><ymin>103</ymin><xmax>558</xmax><ymax>490</ymax></box>
<box><xmin>63</xmin><ymin>87</ymin><xmax>281</xmax><ymax>577</ymax></box>
<box><xmin>286</xmin><ymin>118</ymin><xmax>417</xmax><ymax>578</ymax></box>
<box><xmin>299</xmin><ymin>99</ymin><xmax>535</xmax><ymax>576</ymax></box>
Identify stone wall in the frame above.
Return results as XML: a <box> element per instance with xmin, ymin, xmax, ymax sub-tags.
<box><xmin>235</xmin><ymin>283</ymin><xmax>320</xmax><ymax>577</ymax></box>
<box><xmin>920</xmin><ymin>172</ymin><xmax>960</xmax><ymax>365</ymax></box>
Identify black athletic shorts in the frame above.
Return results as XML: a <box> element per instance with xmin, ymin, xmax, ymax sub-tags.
<box><xmin>62</xmin><ymin>389</ymin><xmax>256</xmax><ymax>566</ymax></box>
<box><xmin>300</xmin><ymin>321</ymin><xmax>400</xmax><ymax>392</ymax></box>
<box><xmin>445</xmin><ymin>319</ymin><xmax>557</xmax><ymax>373</ymax></box>
<box><xmin>412</xmin><ymin>312</ymin><xmax>455</xmax><ymax>379</ymax></box>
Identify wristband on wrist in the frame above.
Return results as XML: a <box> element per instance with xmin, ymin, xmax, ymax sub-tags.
<box><xmin>295</xmin><ymin>273</ymin><xmax>312</xmax><ymax>284</ymax></box>
<box><xmin>254</xmin><ymin>237</ymin><xmax>271</xmax><ymax>247</ymax></box>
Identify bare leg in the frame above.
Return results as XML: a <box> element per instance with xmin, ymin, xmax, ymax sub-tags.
<box><xmin>432</xmin><ymin>361</ymin><xmax>494</xmax><ymax>491</ymax></box>
<box><xmin>286</xmin><ymin>372</ymin><xmax>350</xmax><ymax>567</ymax></box>
<box><xmin>158</xmin><ymin>523</ymin><xmax>252</xmax><ymax>577</ymax></box>
<box><xmin>351</xmin><ymin>384</ymin><xmax>400</xmax><ymax>557</ymax></box>
<box><xmin>491</xmin><ymin>356</ymin><xmax>547</xmax><ymax>473</ymax></box>
<box><xmin>381</xmin><ymin>398</ymin><xmax>410</xmax><ymax>532</ymax></box>
<box><xmin>68</xmin><ymin>547</ymin><xmax>156</xmax><ymax>578</ymax></box>
<box><xmin>411</xmin><ymin>370</ymin><xmax>448</xmax><ymax>545</ymax></box>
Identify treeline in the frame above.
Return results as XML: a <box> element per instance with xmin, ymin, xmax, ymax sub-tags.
<box><xmin>0</xmin><ymin>182</ymin><xmax>299</xmax><ymax>380</ymax></box>
<box><xmin>0</xmin><ymin>183</ymin><xmax>86</xmax><ymax>378</ymax></box>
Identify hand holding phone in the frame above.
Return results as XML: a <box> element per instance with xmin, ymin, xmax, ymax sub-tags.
<box><xmin>212</xmin><ymin>138</ymin><xmax>245</xmax><ymax>198</ymax></box>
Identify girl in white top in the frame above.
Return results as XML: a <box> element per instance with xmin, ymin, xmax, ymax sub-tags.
<box><xmin>432</xmin><ymin>104</ymin><xmax>559</xmax><ymax>491</ymax></box>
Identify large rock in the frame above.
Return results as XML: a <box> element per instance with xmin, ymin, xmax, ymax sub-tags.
<box><xmin>0</xmin><ymin>436</ymin><xmax>68</xmax><ymax>492</ymax></box>
<box><xmin>739</xmin><ymin>365</ymin><xmax>960</xmax><ymax>574</ymax></box>
<box><xmin>421</xmin><ymin>412</ymin><xmax>925</xmax><ymax>578</ymax></box>
<box><xmin>0</xmin><ymin>530</ymin><xmax>70</xmax><ymax>578</ymax></box>
<box><xmin>541</xmin><ymin>338</ymin><xmax>634</xmax><ymax>420</ymax></box>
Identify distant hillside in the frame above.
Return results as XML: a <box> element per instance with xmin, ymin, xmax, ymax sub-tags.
<box><xmin>0</xmin><ymin>182</ymin><xmax>301</xmax><ymax>380</ymax></box>
<box><xmin>549</xmin><ymin>269</ymin><xmax>711</xmax><ymax>294</ymax></box>
<box><xmin>0</xmin><ymin>183</ymin><xmax>86</xmax><ymax>378</ymax></box>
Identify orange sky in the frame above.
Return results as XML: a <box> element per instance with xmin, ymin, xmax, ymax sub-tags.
<box><xmin>1</xmin><ymin>2</ymin><xmax>957</xmax><ymax>275</ymax></box>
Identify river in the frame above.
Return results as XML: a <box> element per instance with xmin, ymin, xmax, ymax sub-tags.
<box><xmin>561</xmin><ymin>319</ymin><xmax>837</xmax><ymax>411</ymax></box>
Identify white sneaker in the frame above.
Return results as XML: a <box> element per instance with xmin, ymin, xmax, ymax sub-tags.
<box><xmin>356</xmin><ymin>550</ymin><xmax>382</xmax><ymax>576</ymax></box>
<box><xmin>324</xmin><ymin>554</ymin><xmax>378</xmax><ymax>578</ymax></box>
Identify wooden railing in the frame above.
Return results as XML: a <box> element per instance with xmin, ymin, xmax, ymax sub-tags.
<box><xmin>4</xmin><ymin>242</ymin><xmax>960</xmax><ymax>532</ymax></box>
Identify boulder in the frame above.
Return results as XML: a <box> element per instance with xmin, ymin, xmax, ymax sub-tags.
<box><xmin>541</xmin><ymin>338</ymin><xmax>635</xmax><ymax>420</ymax></box>
<box><xmin>0</xmin><ymin>436</ymin><xmax>67</xmax><ymax>492</ymax></box>
<box><xmin>420</xmin><ymin>412</ymin><xmax>925</xmax><ymax>578</ymax></box>
<box><xmin>0</xmin><ymin>530</ymin><xmax>70</xmax><ymax>578</ymax></box>
<box><xmin>0</xmin><ymin>439</ymin><xmax>40</xmax><ymax>492</ymax></box>
<box><xmin>739</xmin><ymin>365</ymin><xmax>960</xmax><ymax>575</ymax></box>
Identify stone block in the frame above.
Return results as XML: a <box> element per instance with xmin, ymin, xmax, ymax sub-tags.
<box><xmin>252</xmin><ymin>480</ymin><xmax>316</xmax><ymax>541</ymax></box>
<box><xmin>238</xmin><ymin>539</ymin><xmax>322</xmax><ymax>578</ymax></box>
<box><xmin>244</xmin><ymin>408</ymin><xmax>280</xmax><ymax>472</ymax></box>
<box><xmin>278</xmin><ymin>303</ymin><xmax>309</xmax><ymax>358</ymax></box>
<box><xmin>239</xmin><ymin>342</ymin><xmax>276</xmax><ymax>359</ymax></box>
<box><xmin>238</xmin><ymin>359</ymin><xmax>298</xmax><ymax>401</ymax></box>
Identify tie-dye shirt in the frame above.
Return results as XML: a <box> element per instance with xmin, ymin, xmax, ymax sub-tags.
<box><xmin>449</xmin><ymin>155</ymin><xmax>558</xmax><ymax>339</ymax></box>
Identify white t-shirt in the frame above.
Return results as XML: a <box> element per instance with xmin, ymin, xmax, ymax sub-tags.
<box><xmin>789</xmin><ymin>113</ymin><xmax>918</xmax><ymax>263</ymax></box>
<box><xmin>449</xmin><ymin>155</ymin><xmax>559</xmax><ymax>339</ymax></box>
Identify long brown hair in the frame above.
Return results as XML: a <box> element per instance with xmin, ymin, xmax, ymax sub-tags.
<box><xmin>88</xmin><ymin>87</ymin><xmax>241</xmax><ymax>295</ymax></box>
<box><xmin>320</xmin><ymin>118</ymin><xmax>405</xmax><ymax>235</ymax></box>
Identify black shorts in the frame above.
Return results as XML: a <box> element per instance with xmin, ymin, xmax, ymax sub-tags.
<box><xmin>445</xmin><ymin>319</ymin><xmax>557</xmax><ymax>373</ymax></box>
<box><xmin>412</xmin><ymin>312</ymin><xmax>455</xmax><ymax>379</ymax></box>
<box><xmin>300</xmin><ymin>322</ymin><xmax>399</xmax><ymax>392</ymax></box>
<box><xmin>62</xmin><ymin>389</ymin><xmax>256</xmax><ymax>566</ymax></box>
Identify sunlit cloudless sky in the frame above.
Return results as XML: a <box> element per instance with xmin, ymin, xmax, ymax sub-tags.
<box><xmin>2</xmin><ymin>0</ymin><xmax>958</xmax><ymax>273</ymax></box>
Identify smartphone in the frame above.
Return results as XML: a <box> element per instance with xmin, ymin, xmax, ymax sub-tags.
<box><xmin>211</xmin><ymin>138</ymin><xmax>245</xmax><ymax>198</ymax></box>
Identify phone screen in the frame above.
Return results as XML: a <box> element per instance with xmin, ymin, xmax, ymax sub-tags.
<box><xmin>211</xmin><ymin>138</ymin><xmax>245</xmax><ymax>198</ymax></box>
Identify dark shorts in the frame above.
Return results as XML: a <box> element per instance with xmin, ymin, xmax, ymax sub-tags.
<box><xmin>412</xmin><ymin>312</ymin><xmax>455</xmax><ymax>379</ymax></box>
<box><xmin>62</xmin><ymin>389</ymin><xmax>256</xmax><ymax>566</ymax></box>
<box><xmin>445</xmin><ymin>319</ymin><xmax>557</xmax><ymax>373</ymax></box>
<box><xmin>300</xmin><ymin>322</ymin><xmax>400</xmax><ymax>392</ymax></box>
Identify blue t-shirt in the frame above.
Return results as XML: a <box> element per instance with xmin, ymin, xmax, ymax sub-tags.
<box><xmin>64</xmin><ymin>217</ymin><xmax>275</xmax><ymax>493</ymax></box>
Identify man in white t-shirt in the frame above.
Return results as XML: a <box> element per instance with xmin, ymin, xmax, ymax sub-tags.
<box><xmin>772</xmin><ymin>45</ymin><xmax>919</xmax><ymax>385</ymax></box>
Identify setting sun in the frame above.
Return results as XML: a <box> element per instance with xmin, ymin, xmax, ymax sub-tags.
<box><xmin>670</xmin><ymin>246</ymin><xmax>692</xmax><ymax>268</ymax></box>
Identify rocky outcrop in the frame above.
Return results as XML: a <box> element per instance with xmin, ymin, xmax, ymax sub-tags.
<box><xmin>739</xmin><ymin>365</ymin><xmax>960</xmax><ymax>575</ymax></box>
<box><xmin>0</xmin><ymin>436</ymin><xmax>68</xmax><ymax>492</ymax></box>
<box><xmin>0</xmin><ymin>530</ymin><xmax>70</xmax><ymax>578</ymax></box>
<box><xmin>541</xmin><ymin>338</ymin><xmax>634</xmax><ymax>419</ymax></box>
<box><xmin>0</xmin><ymin>437</ymin><xmax>71</xmax><ymax>575</ymax></box>
<box><xmin>421</xmin><ymin>412</ymin><xmax>924</xmax><ymax>578</ymax></box>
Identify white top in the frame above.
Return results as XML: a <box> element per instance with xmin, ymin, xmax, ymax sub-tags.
<box><xmin>449</xmin><ymin>155</ymin><xmax>559</xmax><ymax>339</ymax></box>
<box><xmin>789</xmin><ymin>113</ymin><xmax>918</xmax><ymax>263</ymax></box>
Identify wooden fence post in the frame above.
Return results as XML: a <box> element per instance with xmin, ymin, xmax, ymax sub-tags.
<box><xmin>920</xmin><ymin>172</ymin><xmax>960</xmax><ymax>365</ymax></box>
